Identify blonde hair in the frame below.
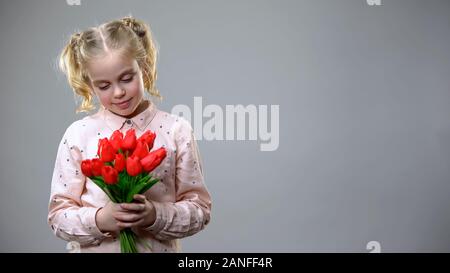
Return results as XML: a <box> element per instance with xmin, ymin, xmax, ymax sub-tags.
<box><xmin>59</xmin><ymin>16</ymin><xmax>162</xmax><ymax>113</ymax></box>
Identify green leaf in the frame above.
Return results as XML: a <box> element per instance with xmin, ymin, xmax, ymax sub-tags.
<box><xmin>90</xmin><ymin>177</ymin><xmax>118</xmax><ymax>203</ymax></box>
<box><xmin>102</xmin><ymin>187</ymin><xmax>119</xmax><ymax>203</ymax></box>
<box><xmin>140</xmin><ymin>178</ymin><xmax>160</xmax><ymax>194</ymax></box>
<box><xmin>125</xmin><ymin>176</ymin><xmax>157</xmax><ymax>203</ymax></box>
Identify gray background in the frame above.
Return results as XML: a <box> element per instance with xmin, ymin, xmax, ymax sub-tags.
<box><xmin>1</xmin><ymin>0</ymin><xmax>450</xmax><ymax>252</ymax></box>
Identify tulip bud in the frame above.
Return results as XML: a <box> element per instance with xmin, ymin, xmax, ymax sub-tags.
<box><xmin>140</xmin><ymin>147</ymin><xmax>167</xmax><ymax>172</ymax></box>
<box><xmin>98</xmin><ymin>138</ymin><xmax>115</xmax><ymax>162</ymax></box>
<box><xmin>109</xmin><ymin>130</ymin><xmax>124</xmax><ymax>152</ymax></box>
<box><xmin>122</xmin><ymin>128</ymin><xmax>137</xmax><ymax>151</ymax></box>
<box><xmin>101</xmin><ymin>165</ymin><xmax>118</xmax><ymax>185</ymax></box>
<box><xmin>81</xmin><ymin>159</ymin><xmax>93</xmax><ymax>177</ymax></box>
<box><xmin>126</xmin><ymin>155</ymin><xmax>142</xmax><ymax>176</ymax></box>
<box><xmin>138</xmin><ymin>130</ymin><xmax>156</xmax><ymax>150</ymax></box>
<box><xmin>131</xmin><ymin>140</ymin><xmax>149</xmax><ymax>159</ymax></box>
<box><xmin>91</xmin><ymin>158</ymin><xmax>103</xmax><ymax>176</ymax></box>
<box><xmin>114</xmin><ymin>153</ymin><xmax>126</xmax><ymax>172</ymax></box>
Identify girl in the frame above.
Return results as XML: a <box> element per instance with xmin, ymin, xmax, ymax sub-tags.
<box><xmin>48</xmin><ymin>16</ymin><xmax>212</xmax><ymax>253</ymax></box>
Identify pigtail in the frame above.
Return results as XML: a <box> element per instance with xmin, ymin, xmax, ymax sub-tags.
<box><xmin>59</xmin><ymin>32</ymin><xmax>95</xmax><ymax>113</ymax></box>
<box><xmin>120</xmin><ymin>16</ymin><xmax>162</xmax><ymax>101</ymax></box>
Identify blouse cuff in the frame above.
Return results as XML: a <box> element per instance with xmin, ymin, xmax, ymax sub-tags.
<box><xmin>83</xmin><ymin>207</ymin><xmax>113</xmax><ymax>240</ymax></box>
<box><xmin>144</xmin><ymin>200</ymin><xmax>167</xmax><ymax>235</ymax></box>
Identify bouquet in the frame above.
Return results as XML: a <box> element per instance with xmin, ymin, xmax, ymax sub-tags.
<box><xmin>80</xmin><ymin>128</ymin><xmax>167</xmax><ymax>253</ymax></box>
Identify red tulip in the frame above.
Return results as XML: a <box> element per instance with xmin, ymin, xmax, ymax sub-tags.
<box><xmin>131</xmin><ymin>140</ymin><xmax>149</xmax><ymax>159</ymax></box>
<box><xmin>98</xmin><ymin>138</ymin><xmax>115</xmax><ymax>162</ymax></box>
<box><xmin>122</xmin><ymin>128</ymin><xmax>137</xmax><ymax>151</ymax></box>
<box><xmin>101</xmin><ymin>165</ymin><xmax>118</xmax><ymax>185</ymax></box>
<box><xmin>140</xmin><ymin>147</ymin><xmax>167</xmax><ymax>172</ymax></box>
<box><xmin>126</xmin><ymin>155</ymin><xmax>142</xmax><ymax>176</ymax></box>
<box><xmin>91</xmin><ymin>158</ymin><xmax>103</xmax><ymax>176</ymax></box>
<box><xmin>109</xmin><ymin>130</ymin><xmax>124</xmax><ymax>152</ymax></box>
<box><xmin>97</xmin><ymin>138</ymin><xmax>106</xmax><ymax>157</ymax></box>
<box><xmin>114</xmin><ymin>153</ymin><xmax>126</xmax><ymax>172</ymax></box>
<box><xmin>81</xmin><ymin>159</ymin><xmax>93</xmax><ymax>177</ymax></box>
<box><xmin>138</xmin><ymin>130</ymin><xmax>156</xmax><ymax>150</ymax></box>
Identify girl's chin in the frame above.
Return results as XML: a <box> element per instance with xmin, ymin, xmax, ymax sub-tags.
<box><xmin>114</xmin><ymin>97</ymin><xmax>133</xmax><ymax>111</ymax></box>
<box><xmin>111</xmin><ymin>102</ymin><xmax>136</xmax><ymax>116</ymax></box>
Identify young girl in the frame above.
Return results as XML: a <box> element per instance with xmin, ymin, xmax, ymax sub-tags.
<box><xmin>48</xmin><ymin>16</ymin><xmax>212</xmax><ymax>253</ymax></box>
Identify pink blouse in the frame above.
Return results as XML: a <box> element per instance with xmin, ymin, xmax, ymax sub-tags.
<box><xmin>47</xmin><ymin>100</ymin><xmax>212</xmax><ymax>253</ymax></box>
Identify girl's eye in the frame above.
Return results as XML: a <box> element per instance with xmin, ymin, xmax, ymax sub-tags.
<box><xmin>121</xmin><ymin>76</ymin><xmax>133</xmax><ymax>83</ymax></box>
<box><xmin>99</xmin><ymin>85</ymin><xmax>110</xmax><ymax>90</ymax></box>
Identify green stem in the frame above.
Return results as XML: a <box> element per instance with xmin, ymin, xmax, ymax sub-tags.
<box><xmin>119</xmin><ymin>228</ymin><xmax>138</xmax><ymax>253</ymax></box>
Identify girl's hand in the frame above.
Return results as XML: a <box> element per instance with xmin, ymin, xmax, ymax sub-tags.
<box><xmin>95</xmin><ymin>201</ymin><xmax>125</xmax><ymax>234</ymax></box>
<box><xmin>114</xmin><ymin>194</ymin><xmax>157</xmax><ymax>229</ymax></box>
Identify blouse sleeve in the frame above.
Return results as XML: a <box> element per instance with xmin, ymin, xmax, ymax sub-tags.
<box><xmin>144</xmin><ymin>118</ymin><xmax>212</xmax><ymax>240</ymax></box>
<box><xmin>47</xmin><ymin>124</ymin><xmax>111</xmax><ymax>247</ymax></box>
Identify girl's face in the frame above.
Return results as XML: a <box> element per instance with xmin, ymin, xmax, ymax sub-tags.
<box><xmin>87</xmin><ymin>50</ymin><xmax>146</xmax><ymax>118</ymax></box>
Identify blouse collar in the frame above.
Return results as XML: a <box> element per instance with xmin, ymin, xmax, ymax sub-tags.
<box><xmin>102</xmin><ymin>100</ymin><xmax>158</xmax><ymax>132</ymax></box>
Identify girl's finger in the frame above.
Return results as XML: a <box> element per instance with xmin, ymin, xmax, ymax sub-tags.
<box><xmin>120</xmin><ymin>203</ymin><xmax>145</xmax><ymax>211</ymax></box>
<box><xmin>117</xmin><ymin>221</ymin><xmax>134</xmax><ymax>228</ymax></box>
<box><xmin>133</xmin><ymin>194</ymin><xmax>147</xmax><ymax>203</ymax></box>
<box><xmin>117</xmin><ymin>219</ymin><xmax>144</xmax><ymax>228</ymax></box>
<box><xmin>114</xmin><ymin>212</ymin><xmax>142</xmax><ymax>223</ymax></box>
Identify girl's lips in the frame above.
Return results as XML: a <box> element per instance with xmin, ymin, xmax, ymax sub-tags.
<box><xmin>115</xmin><ymin>98</ymin><xmax>132</xmax><ymax>109</ymax></box>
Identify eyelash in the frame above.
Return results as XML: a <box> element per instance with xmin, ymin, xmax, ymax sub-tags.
<box><xmin>98</xmin><ymin>75</ymin><xmax>133</xmax><ymax>90</ymax></box>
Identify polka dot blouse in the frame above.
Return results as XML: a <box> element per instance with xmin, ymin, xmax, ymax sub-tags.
<box><xmin>48</xmin><ymin>100</ymin><xmax>212</xmax><ymax>253</ymax></box>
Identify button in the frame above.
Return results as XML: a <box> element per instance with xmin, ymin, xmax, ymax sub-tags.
<box><xmin>126</xmin><ymin>119</ymin><xmax>132</xmax><ymax>124</ymax></box>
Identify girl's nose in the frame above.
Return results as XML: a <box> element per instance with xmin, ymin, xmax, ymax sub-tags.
<box><xmin>113</xmin><ymin>86</ymin><xmax>126</xmax><ymax>98</ymax></box>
